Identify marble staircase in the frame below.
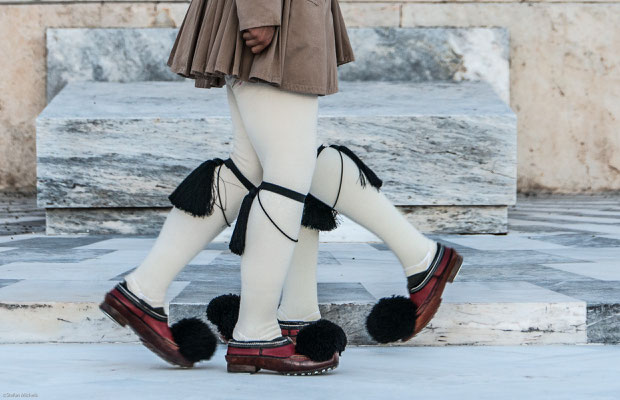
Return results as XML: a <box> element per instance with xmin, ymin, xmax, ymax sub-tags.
<box><xmin>37</xmin><ymin>27</ymin><xmax>516</xmax><ymax>234</ymax></box>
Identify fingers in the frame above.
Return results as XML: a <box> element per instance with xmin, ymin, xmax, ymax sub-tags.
<box><xmin>242</xmin><ymin>27</ymin><xmax>274</xmax><ymax>54</ymax></box>
<box><xmin>250</xmin><ymin>44</ymin><xmax>267</xmax><ymax>54</ymax></box>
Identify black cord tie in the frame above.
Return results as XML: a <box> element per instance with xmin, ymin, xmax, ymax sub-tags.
<box><xmin>215</xmin><ymin>158</ymin><xmax>256</xmax><ymax>227</ymax></box>
<box><xmin>224</xmin><ymin>158</ymin><xmax>255</xmax><ymax>191</ymax></box>
<box><xmin>229</xmin><ymin>181</ymin><xmax>307</xmax><ymax>255</ymax></box>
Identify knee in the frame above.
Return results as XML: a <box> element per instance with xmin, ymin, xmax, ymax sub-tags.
<box><xmin>262</xmin><ymin>151</ymin><xmax>317</xmax><ymax>194</ymax></box>
<box><xmin>229</xmin><ymin>152</ymin><xmax>263</xmax><ymax>187</ymax></box>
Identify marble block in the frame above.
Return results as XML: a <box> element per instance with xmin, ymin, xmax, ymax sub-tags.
<box><xmin>587</xmin><ymin>304</ymin><xmax>620</xmax><ymax>344</ymax></box>
<box><xmin>0</xmin><ymin>279</ymin><xmax>188</xmax><ymax>344</ymax></box>
<box><xmin>340</xmin><ymin>27</ymin><xmax>510</xmax><ymax>103</ymax></box>
<box><xmin>44</xmin><ymin>205</ymin><xmax>507</xmax><ymax>235</ymax></box>
<box><xmin>37</xmin><ymin>80</ymin><xmax>516</xmax><ymax>209</ymax></box>
<box><xmin>46</xmin><ymin>27</ymin><xmax>509</xmax><ymax>103</ymax></box>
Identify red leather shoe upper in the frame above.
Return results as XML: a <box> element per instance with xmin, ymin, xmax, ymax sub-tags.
<box><xmin>408</xmin><ymin>247</ymin><xmax>453</xmax><ymax>310</ymax></box>
<box><xmin>110</xmin><ymin>288</ymin><xmax>176</xmax><ymax>344</ymax></box>
<box><xmin>227</xmin><ymin>338</ymin><xmax>297</xmax><ymax>358</ymax></box>
<box><xmin>281</xmin><ymin>328</ymin><xmax>300</xmax><ymax>338</ymax></box>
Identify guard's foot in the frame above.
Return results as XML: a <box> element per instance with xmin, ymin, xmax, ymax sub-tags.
<box><xmin>365</xmin><ymin>242</ymin><xmax>463</xmax><ymax>343</ymax></box>
<box><xmin>278</xmin><ymin>320</ymin><xmax>313</xmax><ymax>344</ymax></box>
<box><xmin>226</xmin><ymin>336</ymin><xmax>339</xmax><ymax>376</ymax></box>
<box><xmin>406</xmin><ymin>242</ymin><xmax>463</xmax><ymax>339</ymax></box>
<box><xmin>206</xmin><ymin>294</ymin><xmax>346</xmax><ymax>353</ymax></box>
<box><xmin>100</xmin><ymin>281</ymin><xmax>216</xmax><ymax>367</ymax></box>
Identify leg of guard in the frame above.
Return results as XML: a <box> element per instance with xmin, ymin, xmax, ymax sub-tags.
<box><xmin>125</xmin><ymin>157</ymin><xmax>256</xmax><ymax>308</ymax></box>
<box><xmin>301</xmin><ymin>144</ymin><xmax>383</xmax><ymax>231</ymax></box>
<box><xmin>277</xmin><ymin>226</ymin><xmax>321</xmax><ymax>322</ymax></box>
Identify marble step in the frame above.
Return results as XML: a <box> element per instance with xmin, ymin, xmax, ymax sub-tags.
<box><xmin>36</xmin><ymin>80</ymin><xmax>516</xmax><ymax>235</ymax></box>
<box><xmin>0</xmin><ymin>276</ymin><xmax>586</xmax><ymax>346</ymax></box>
<box><xmin>46</xmin><ymin>27</ymin><xmax>509</xmax><ymax>103</ymax></box>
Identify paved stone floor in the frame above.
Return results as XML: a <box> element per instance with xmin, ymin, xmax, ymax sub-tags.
<box><xmin>0</xmin><ymin>192</ymin><xmax>619</xmax><ymax>396</ymax></box>
<box><xmin>0</xmin><ymin>343</ymin><xmax>619</xmax><ymax>399</ymax></box>
<box><xmin>1</xmin><ymin>192</ymin><xmax>619</xmax><ymax>344</ymax></box>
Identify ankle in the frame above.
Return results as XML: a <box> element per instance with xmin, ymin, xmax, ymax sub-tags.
<box><xmin>232</xmin><ymin>324</ymin><xmax>282</xmax><ymax>342</ymax></box>
<box><xmin>403</xmin><ymin>239</ymin><xmax>438</xmax><ymax>277</ymax></box>
<box><xmin>124</xmin><ymin>275</ymin><xmax>165</xmax><ymax>309</ymax></box>
<box><xmin>277</xmin><ymin>308</ymin><xmax>321</xmax><ymax>323</ymax></box>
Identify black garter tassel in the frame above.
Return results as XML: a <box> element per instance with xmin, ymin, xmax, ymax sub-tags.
<box><xmin>300</xmin><ymin>144</ymin><xmax>384</xmax><ymax>232</ymax></box>
<box><xmin>301</xmin><ymin>194</ymin><xmax>340</xmax><ymax>232</ymax></box>
<box><xmin>300</xmin><ymin>145</ymin><xmax>340</xmax><ymax>232</ymax></box>
<box><xmin>330</xmin><ymin>145</ymin><xmax>383</xmax><ymax>189</ymax></box>
<box><xmin>168</xmin><ymin>158</ymin><xmax>225</xmax><ymax>217</ymax></box>
<box><xmin>228</xmin><ymin>186</ymin><xmax>258</xmax><ymax>255</ymax></box>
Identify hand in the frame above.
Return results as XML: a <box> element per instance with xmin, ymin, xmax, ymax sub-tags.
<box><xmin>242</xmin><ymin>26</ymin><xmax>276</xmax><ymax>54</ymax></box>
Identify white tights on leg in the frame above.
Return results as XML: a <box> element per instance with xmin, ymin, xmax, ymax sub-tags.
<box><xmin>277</xmin><ymin>147</ymin><xmax>437</xmax><ymax>321</ymax></box>
<box><xmin>125</xmin><ymin>80</ymin><xmax>433</xmax><ymax>332</ymax></box>
<box><xmin>124</xmin><ymin>82</ymin><xmax>263</xmax><ymax>308</ymax></box>
<box><xmin>226</xmin><ymin>77</ymin><xmax>319</xmax><ymax>341</ymax></box>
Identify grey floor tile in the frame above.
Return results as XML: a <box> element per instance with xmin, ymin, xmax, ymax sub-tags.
<box><xmin>587</xmin><ymin>304</ymin><xmax>620</xmax><ymax>343</ymax></box>
<box><xmin>204</xmin><ymin>242</ymin><xmax>231</xmax><ymax>251</ymax></box>
<box><xmin>318</xmin><ymin>251</ymin><xmax>340</xmax><ymax>265</ymax></box>
<box><xmin>0</xmin><ymin>236</ymin><xmax>112</xmax><ymax>249</ymax></box>
<box><xmin>528</xmin><ymin>233</ymin><xmax>620</xmax><ymax>248</ymax></box>
<box><xmin>509</xmin><ymin>214</ymin><xmax>619</xmax><ymax>227</ymax></box>
<box><xmin>507</xmin><ymin>224</ymin><xmax>597</xmax><ymax>234</ymax></box>
<box><xmin>317</xmin><ymin>282</ymin><xmax>375</xmax><ymax>303</ymax></box>
<box><xmin>0</xmin><ymin>279</ymin><xmax>20</xmax><ymax>289</ymax></box>
<box><xmin>0</xmin><ymin>248</ymin><xmax>114</xmax><ymax>265</ymax></box>
<box><xmin>171</xmin><ymin>280</ymin><xmax>375</xmax><ymax>305</ymax></box>
<box><xmin>458</xmin><ymin>249</ymin><xmax>584</xmax><ymax>266</ymax></box>
<box><xmin>456</xmin><ymin>263</ymin><xmax>597</xmax><ymax>283</ymax></box>
<box><xmin>538</xmin><ymin>280</ymin><xmax>620</xmax><ymax>305</ymax></box>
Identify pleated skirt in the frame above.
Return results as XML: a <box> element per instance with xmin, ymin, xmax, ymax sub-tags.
<box><xmin>167</xmin><ymin>0</ymin><xmax>356</xmax><ymax>95</ymax></box>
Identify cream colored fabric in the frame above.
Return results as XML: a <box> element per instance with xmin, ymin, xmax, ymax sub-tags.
<box><xmin>125</xmin><ymin>77</ymin><xmax>435</xmax><ymax>336</ymax></box>
<box><xmin>276</xmin><ymin>146</ymin><xmax>437</xmax><ymax>321</ymax></box>
<box><xmin>226</xmin><ymin>75</ymin><xmax>319</xmax><ymax>341</ymax></box>
<box><xmin>167</xmin><ymin>0</ymin><xmax>355</xmax><ymax>95</ymax></box>
<box><xmin>277</xmin><ymin>227</ymin><xmax>322</xmax><ymax>322</ymax></box>
<box><xmin>125</xmin><ymin>81</ymin><xmax>264</xmax><ymax>308</ymax></box>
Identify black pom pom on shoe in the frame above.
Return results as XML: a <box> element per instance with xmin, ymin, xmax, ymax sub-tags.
<box><xmin>366</xmin><ymin>295</ymin><xmax>417</xmax><ymax>344</ymax></box>
<box><xmin>295</xmin><ymin>319</ymin><xmax>347</xmax><ymax>362</ymax></box>
<box><xmin>206</xmin><ymin>294</ymin><xmax>240</xmax><ymax>341</ymax></box>
<box><xmin>170</xmin><ymin>317</ymin><xmax>217</xmax><ymax>363</ymax></box>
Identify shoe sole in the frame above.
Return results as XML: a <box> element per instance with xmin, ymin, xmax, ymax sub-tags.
<box><xmin>99</xmin><ymin>294</ymin><xmax>194</xmax><ymax>368</ymax></box>
<box><xmin>226</xmin><ymin>361</ymin><xmax>339</xmax><ymax>376</ymax></box>
<box><xmin>405</xmin><ymin>249</ymin><xmax>464</xmax><ymax>341</ymax></box>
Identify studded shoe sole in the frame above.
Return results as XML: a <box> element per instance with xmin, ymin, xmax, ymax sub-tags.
<box><xmin>227</xmin><ymin>361</ymin><xmax>339</xmax><ymax>376</ymax></box>
<box><xmin>225</xmin><ymin>337</ymin><xmax>339</xmax><ymax>376</ymax></box>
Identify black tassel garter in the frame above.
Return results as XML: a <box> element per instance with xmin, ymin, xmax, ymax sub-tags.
<box><xmin>168</xmin><ymin>157</ymin><xmax>255</xmax><ymax>221</ymax></box>
<box><xmin>300</xmin><ymin>144</ymin><xmax>383</xmax><ymax>232</ymax></box>
<box><xmin>229</xmin><ymin>182</ymin><xmax>307</xmax><ymax>255</ymax></box>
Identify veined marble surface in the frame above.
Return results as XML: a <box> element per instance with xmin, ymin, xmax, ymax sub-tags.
<box><xmin>46</xmin><ymin>27</ymin><xmax>510</xmax><ymax>103</ymax></box>
<box><xmin>341</xmin><ymin>27</ymin><xmax>510</xmax><ymax>103</ymax></box>
<box><xmin>45</xmin><ymin>206</ymin><xmax>507</xmax><ymax>235</ymax></box>
<box><xmin>37</xmin><ymin>81</ymin><xmax>516</xmax><ymax>211</ymax></box>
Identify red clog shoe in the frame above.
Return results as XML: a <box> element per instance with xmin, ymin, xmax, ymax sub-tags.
<box><xmin>226</xmin><ymin>336</ymin><xmax>339</xmax><ymax>376</ymax></box>
<box><xmin>206</xmin><ymin>294</ymin><xmax>347</xmax><ymax>352</ymax></box>
<box><xmin>278</xmin><ymin>320</ymin><xmax>312</xmax><ymax>344</ymax></box>
<box><xmin>100</xmin><ymin>280</ymin><xmax>216</xmax><ymax>367</ymax></box>
<box><xmin>366</xmin><ymin>242</ymin><xmax>463</xmax><ymax>343</ymax></box>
